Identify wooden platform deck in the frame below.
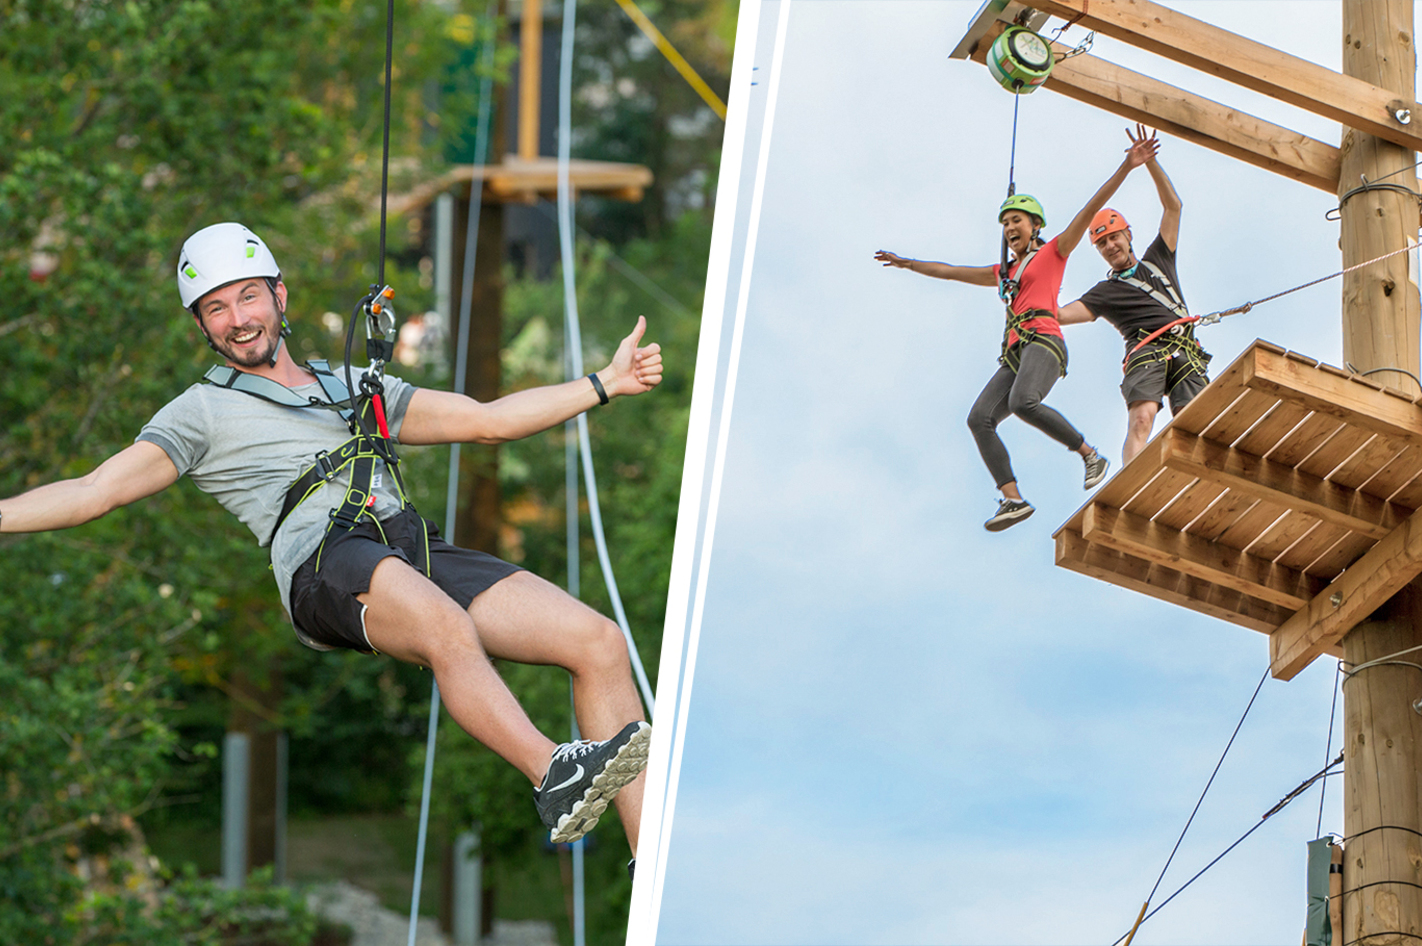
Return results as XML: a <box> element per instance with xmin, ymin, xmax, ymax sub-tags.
<box><xmin>1054</xmin><ymin>339</ymin><xmax>1422</xmax><ymax>679</ymax></box>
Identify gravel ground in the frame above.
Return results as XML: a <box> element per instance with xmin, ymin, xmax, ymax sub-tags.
<box><xmin>307</xmin><ymin>880</ymin><xmax>558</xmax><ymax>946</ymax></box>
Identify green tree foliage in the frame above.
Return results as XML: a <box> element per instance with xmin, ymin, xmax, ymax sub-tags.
<box><xmin>0</xmin><ymin>0</ymin><xmax>479</xmax><ymax>936</ymax></box>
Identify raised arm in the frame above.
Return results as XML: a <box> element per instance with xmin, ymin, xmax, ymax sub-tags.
<box><xmin>398</xmin><ymin>316</ymin><xmax>664</xmax><ymax>446</ymax></box>
<box><xmin>0</xmin><ymin>440</ymin><xmax>180</xmax><ymax>533</ymax></box>
<box><xmin>1147</xmin><ymin>145</ymin><xmax>1183</xmax><ymax>251</ymax></box>
<box><xmin>874</xmin><ymin>250</ymin><xmax>997</xmax><ymax>287</ymax></box>
<box><xmin>1057</xmin><ymin>130</ymin><xmax>1160</xmax><ymax>257</ymax></box>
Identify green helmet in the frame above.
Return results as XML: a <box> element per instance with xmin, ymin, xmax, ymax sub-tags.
<box><xmin>999</xmin><ymin>194</ymin><xmax>1045</xmax><ymax>228</ymax></box>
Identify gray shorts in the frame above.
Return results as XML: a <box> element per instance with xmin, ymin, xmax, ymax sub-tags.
<box><xmin>288</xmin><ymin>507</ymin><xmax>522</xmax><ymax>653</ymax></box>
<box><xmin>1121</xmin><ymin>349</ymin><xmax>1209</xmax><ymax>415</ymax></box>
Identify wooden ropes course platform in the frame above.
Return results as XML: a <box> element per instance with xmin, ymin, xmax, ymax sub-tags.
<box><xmin>1055</xmin><ymin>340</ymin><xmax>1422</xmax><ymax>680</ymax></box>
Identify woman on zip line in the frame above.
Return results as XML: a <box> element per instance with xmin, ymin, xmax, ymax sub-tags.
<box><xmin>875</xmin><ymin>128</ymin><xmax>1159</xmax><ymax>531</ymax></box>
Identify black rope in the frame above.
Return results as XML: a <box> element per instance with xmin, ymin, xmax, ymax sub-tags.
<box><xmin>1327</xmin><ymin>180</ymin><xmax>1422</xmax><ymax>221</ymax></box>
<box><xmin>1109</xmin><ymin>752</ymin><xmax>1345</xmax><ymax>946</ymax></box>
<box><xmin>1344</xmin><ymin>933</ymin><xmax>1422</xmax><ymax>946</ymax></box>
<box><xmin>1144</xmin><ymin>667</ymin><xmax>1268</xmax><ymax>905</ymax></box>
<box><xmin>377</xmin><ymin>0</ymin><xmax>396</xmax><ymax>287</ymax></box>
<box><xmin>1316</xmin><ymin>660</ymin><xmax>1341</xmax><ymax>838</ymax></box>
<box><xmin>1342</xmin><ymin>880</ymin><xmax>1422</xmax><ymax>896</ymax></box>
<box><xmin>1342</xmin><ymin>824</ymin><xmax>1422</xmax><ymax>843</ymax></box>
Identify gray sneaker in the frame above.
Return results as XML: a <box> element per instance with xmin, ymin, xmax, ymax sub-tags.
<box><xmin>1083</xmin><ymin>450</ymin><xmax>1110</xmax><ymax>489</ymax></box>
<box><xmin>985</xmin><ymin>498</ymin><xmax>1035</xmax><ymax>531</ymax></box>
<box><xmin>534</xmin><ymin>721</ymin><xmax>650</xmax><ymax>843</ymax></box>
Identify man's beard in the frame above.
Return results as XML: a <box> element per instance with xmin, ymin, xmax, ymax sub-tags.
<box><xmin>211</xmin><ymin>321</ymin><xmax>280</xmax><ymax>368</ymax></box>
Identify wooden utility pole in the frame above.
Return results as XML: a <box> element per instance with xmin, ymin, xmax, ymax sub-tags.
<box><xmin>1339</xmin><ymin>3</ymin><xmax>1422</xmax><ymax>944</ymax></box>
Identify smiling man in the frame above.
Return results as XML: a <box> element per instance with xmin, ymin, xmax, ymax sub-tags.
<box><xmin>0</xmin><ymin>223</ymin><xmax>657</xmax><ymax>856</ymax></box>
<box><xmin>1058</xmin><ymin>128</ymin><xmax>1212</xmax><ymax>463</ymax></box>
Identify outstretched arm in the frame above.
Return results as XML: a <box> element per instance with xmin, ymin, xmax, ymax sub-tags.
<box><xmin>398</xmin><ymin>316</ymin><xmax>664</xmax><ymax>446</ymax></box>
<box><xmin>1147</xmin><ymin>143</ymin><xmax>1183</xmax><ymax>251</ymax></box>
<box><xmin>1057</xmin><ymin>129</ymin><xmax>1160</xmax><ymax>257</ymax></box>
<box><xmin>1057</xmin><ymin>300</ymin><xmax>1098</xmax><ymax>326</ymax></box>
<box><xmin>874</xmin><ymin>250</ymin><xmax>996</xmax><ymax>287</ymax></box>
<box><xmin>0</xmin><ymin>441</ymin><xmax>180</xmax><ymax>533</ymax></box>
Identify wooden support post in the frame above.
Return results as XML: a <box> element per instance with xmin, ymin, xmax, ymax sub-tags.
<box><xmin>1339</xmin><ymin>3</ymin><xmax>1422</xmax><ymax>943</ymax></box>
<box><xmin>518</xmin><ymin>0</ymin><xmax>543</xmax><ymax>162</ymax></box>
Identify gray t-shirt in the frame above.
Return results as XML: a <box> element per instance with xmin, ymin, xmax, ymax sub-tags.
<box><xmin>136</xmin><ymin>366</ymin><xmax>418</xmax><ymax>634</ymax></box>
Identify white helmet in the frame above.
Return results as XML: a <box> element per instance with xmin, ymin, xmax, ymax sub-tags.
<box><xmin>176</xmin><ymin>223</ymin><xmax>280</xmax><ymax>309</ymax></box>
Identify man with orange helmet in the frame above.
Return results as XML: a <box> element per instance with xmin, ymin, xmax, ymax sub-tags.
<box><xmin>1059</xmin><ymin>126</ymin><xmax>1211</xmax><ymax>463</ymax></box>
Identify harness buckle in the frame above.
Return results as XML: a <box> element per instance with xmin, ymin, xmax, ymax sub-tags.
<box><xmin>329</xmin><ymin>507</ymin><xmax>361</xmax><ymax>531</ymax></box>
<box><xmin>314</xmin><ymin>450</ymin><xmax>339</xmax><ymax>481</ymax></box>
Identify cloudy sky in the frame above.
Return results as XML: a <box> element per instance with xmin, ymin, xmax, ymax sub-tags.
<box><xmin>633</xmin><ymin>2</ymin><xmax>1395</xmax><ymax>943</ymax></box>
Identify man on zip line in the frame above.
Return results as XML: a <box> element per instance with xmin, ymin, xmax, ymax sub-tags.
<box><xmin>0</xmin><ymin>223</ymin><xmax>659</xmax><ymax>853</ymax></box>
<box><xmin>1058</xmin><ymin>126</ymin><xmax>1212</xmax><ymax>463</ymax></box>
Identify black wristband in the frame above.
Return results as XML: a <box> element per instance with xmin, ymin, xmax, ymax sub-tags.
<box><xmin>588</xmin><ymin>372</ymin><xmax>609</xmax><ymax>405</ymax></box>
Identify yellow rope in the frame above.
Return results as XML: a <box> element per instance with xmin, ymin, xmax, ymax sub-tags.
<box><xmin>612</xmin><ymin>0</ymin><xmax>727</xmax><ymax>120</ymax></box>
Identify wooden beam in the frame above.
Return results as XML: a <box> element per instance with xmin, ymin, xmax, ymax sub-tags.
<box><xmin>1157</xmin><ymin>429</ymin><xmax>1405</xmax><ymax>541</ymax></box>
<box><xmin>969</xmin><ymin>22</ymin><xmax>1339</xmax><ymax>193</ymax></box>
<box><xmin>1023</xmin><ymin>0</ymin><xmax>1422</xmax><ymax>154</ymax></box>
<box><xmin>1271</xmin><ymin>504</ymin><xmax>1422</xmax><ymax>679</ymax></box>
<box><xmin>1081</xmin><ymin>503</ymin><xmax>1324</xmax><ymax>610</ymax></box>
<box><xmin>1243</xmin><ymin>347</ymin><xmax>1422</xmax><ymax>451</ymax></box>
<box><xmin>1056</xmin><ymin>529</ymin><xmax>1293</xmax><ymax>633</ymax></box>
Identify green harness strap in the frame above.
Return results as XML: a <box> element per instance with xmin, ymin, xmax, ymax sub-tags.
<box><xmin>202</xmin><ymin>361</ymin><xmax>423</xmax><ymax>568</ymax></box>
<box><xmin>1000</xmin><ymin>306</ymin><xmax>1068</xmax><ymax>378</ymax></box>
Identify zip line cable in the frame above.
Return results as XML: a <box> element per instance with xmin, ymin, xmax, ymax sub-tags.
<box><xmin>1317</xmin><ymin>661</ymin><xmax>1342</xmax><ymax>839</ymax></box>
<box><xmin>376</xmin><ymin>0</ymin><xmax>396</xmax><ymax>288</ymax></box>
<box><xmin>558</xmin><ymin>0</ymin><xmax>656</xmax><ymax>717</ymax></box>
<box><xmin>1114</xmin><ymin>667</ymin><xmax>1268</xmax><ymax>946</ymax></box>
<box><xmin>1110</xmin><ymin>751</ymin><xmax>1345</xmax><ymax>946</ymax></box>
<box><xmin>405</xmin><ymin>12</ymin><xmax>498</xmax><ymax>946</ymax></box>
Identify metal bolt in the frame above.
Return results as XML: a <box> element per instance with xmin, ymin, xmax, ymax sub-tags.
<box><xmin>1331</xmin><ymin>593</ymin><xmax>1343</xmax><ymax>608</ymax></box>
<box><xmin>1397</xmin><ymin>108</ymin><xmax>1413</xmax><ymax>125</ymax></box>
<box><xmin>1412</xmin><ymin>696</ymin><xmax>1422</xmax><ymax>715</ymax></box>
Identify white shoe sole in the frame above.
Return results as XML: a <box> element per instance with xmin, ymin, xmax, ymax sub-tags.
<box><xmin>549</xmin><ymin>722</ymin><xmax>651</xmax><ymax>843</ymax></box>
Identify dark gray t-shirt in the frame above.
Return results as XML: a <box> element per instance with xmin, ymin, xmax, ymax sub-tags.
<box><xmin>136</xmin><ymin>366</ymin><xmax>417</xmax><ymax>628</ymax></box>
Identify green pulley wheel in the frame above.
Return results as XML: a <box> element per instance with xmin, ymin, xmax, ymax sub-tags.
<box><xmin>987</xmin><ymin>26</ymin><xmax>1053</xmax><ymax>94</ymax></box>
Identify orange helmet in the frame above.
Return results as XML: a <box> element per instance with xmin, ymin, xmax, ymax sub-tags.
<box><xmin>1089</xmin><ymin>208</ymin><xmax>1130</xmax><ymax>244</ymax></box>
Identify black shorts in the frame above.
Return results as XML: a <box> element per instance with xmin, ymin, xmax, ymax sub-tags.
<box><xmin>289</xmin><ymin>507</ymin><xmax>522</xmax><ymax>654</ymax></box>
<box><xmin>1121</xmin><ymin>349</ymin><xmax>1209</xmax><ymax>415</ymax></box>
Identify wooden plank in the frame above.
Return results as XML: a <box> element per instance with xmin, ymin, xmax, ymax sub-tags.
<box><xmin>1358</xmin><ymin>446</ymin><xmax>1422</xmax><ymax>503</ymax></box>
<box><xmin>1197</xmin><ymin>389</ymin><xmax>1282</xmax><ymax>447</ymax></box>
<box><xmin>1248</xmin><ymin>512</ymin><xmax>1326</xmax><ymax>564</ymax></box>
<box><xmin>1187</xmin><ymin>489</ymin><xmax>1260</xmax><ymax>544</ymax></box>
<box><xmin>1024</xmin><ymin>0</ymin><xmax>1422</xmax><ymax>154</ymax></box>
<box><xmin>1293</xmin><ymin>425</ymin><xmax>1376</xmax><ymax>481</ymax></box>
<box><xmin>1304</xmin><ymin>530</ymin><xmax>1376</xmax><ymax>581</ymax></box>
<box><xmin>1271</xmin><ymin>505</ymin><xmax>1422</xmax><ymax>679</ymax></box>
<box><xmin>1244</xmin><ymin>346</ymin><xmax>1422</xmax><ymax>450</ymax></box>
<box><xmin>1161</xmin><ymin>429</ymin><xmax>1405</xmax><ymax>541</ymax></box>
<box><xmin>968</xmin><ymin>22</ymin><xmax>1339</xmax><ymax>192</ymax></box>
<box><xmin>1082</xmin><ymin>504</ymin><xmax>1324</xmax><ymax>610</ymax></box>
<box><xmin>1233</xmin><ymin>400</ymin><xmax>1313</xmax><ymax>458</ymax></box>
<box><xmin>1153</xmin><ymin>480</ymin><xmax>1228</xmax><ymax>533</ymax></box>
<box><xmin>1267</xmin><ymin>413</ymin><xmax>1346</xmax><ymax>467</ymax></box>
<box><xmin>1327</xmin><ymin>434</ymin><xmax>1410</xmax><ymax>493</ymax></box>
<box><xmin>1216</xmin><ymin>498</ymin><xmax>1292</xmax><ymax>553</ymax></box>
<box><xmin>1274</xmin><ymin>520</ymin><xmax>1350</xmax><ymax>573</ymax></box>
<box><xmin>1057</xmin><ymin>529</ymin><xmax>1294</xmax><ymax>633</ymax></box>
<box><xmin>1121</xmin><ymin>468</ymin><xmax>1198</xmax><ymax>520</ymax></box>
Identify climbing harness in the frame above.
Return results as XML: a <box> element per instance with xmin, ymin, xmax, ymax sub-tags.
<box><xmin>1114</xmin><ymin>260</ymin><xmax>1212</xmax><ymax>383</ymax></box>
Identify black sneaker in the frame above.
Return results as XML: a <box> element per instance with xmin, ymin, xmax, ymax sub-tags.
<box><xmin>1083</xmin><ymin>450</ymin><xmax>1110</xmax><ymax>489</ymax></box>
<box><xmin>985</xmin><ymin>498</ymin><xmax>1034</xmax><ymax>531</ymax></box>
<box><xmin>534</xmin><ymin>721</ymin><xmax>651</xmax><ymax>844</ymax></box>
<box><xmin>628</xmin><ymin>858</ymin><xmax>636</xmax><ymax>881</ymax></box>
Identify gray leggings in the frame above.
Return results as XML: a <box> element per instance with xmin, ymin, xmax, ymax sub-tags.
<box><xmin>967</xmin><ymin>342</ymin><xmax>1086</xmax><ymax>489</ymax></box>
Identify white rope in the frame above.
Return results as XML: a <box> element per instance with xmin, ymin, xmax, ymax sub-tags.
<box><xmin>407</xmin><ymin>16</ymin><xmax>497</xmax><ymax>946</ymax></box>
<box><xmin>557</xmin><ymin>0</ymin><xmax>656</xmax><ymax>718</ymax></box>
